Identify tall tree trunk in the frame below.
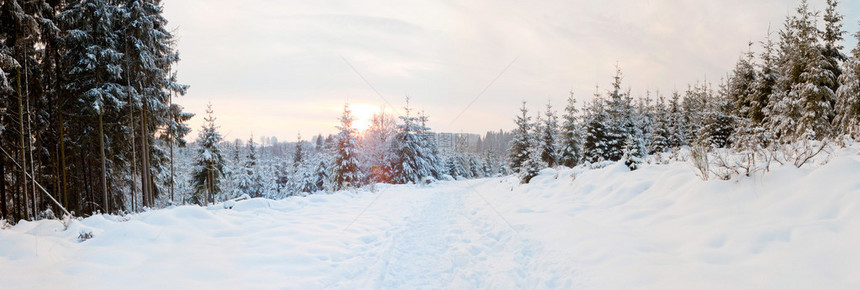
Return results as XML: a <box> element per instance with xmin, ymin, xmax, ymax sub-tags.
<box><xmin>24</xmin><ymin>55</ymin><xmax>37</xmax><ymax>219</ymax></box>
<box><xmin>17</xmin><ymin>66</ymin><xmax>29</xmax><ymax>220</ymax></box>
<box><xmin>99</xmin><ymin>107</ymin><xmax>108</xmax><ymax>214</ymax></box>
<box><xmin>1</xmin><ymin>148</ymin><xmax>7</xmax><ymax>221</ymax></box>
<box><xmin>55</xmin><ymin>43</ymin><xmax>68</xmax><ymax>213</ymax></box>
<box><xmin>169</xmin><ymin>92</ymin><xmax>174</xmax><ymax>204</ymax></box>
<box><xmin>140</xmin><ymin>99</ymin><xmax>150</xmax><ymax>208</ymax></box>
<box><xmin>59</xmin><ymin>107</ymin><xmax>67</xmax><ymax>211</ymax></box>
<box><xmin>130</xmin><ymin>101</ymin><xmax>137</xmax><ymax>212</ymax></box>
<box><xmin>125</xmin><ymin>45</ymin><xmax>138</xmax><ymax>212</ymax></box>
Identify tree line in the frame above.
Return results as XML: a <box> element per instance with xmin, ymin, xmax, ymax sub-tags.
<box><xmin>0</xmin><ymin>0</ymin><xmax>190</xmax><ymax>221</ymax></box>
<box><xmin>182</xmin><ymin>98</ymin><xmax>511</xmax><ymax>206</ymax></box>
<box><xmin>508</xmin><ymin>0</ymin><xmax>860</xmax><ymax>183</ymax></box>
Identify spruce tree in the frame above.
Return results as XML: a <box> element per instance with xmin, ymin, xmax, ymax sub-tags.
<box><xmin>751</xmin><ymin>33</ymin><xmax>777</xmax><ymax>125</ymax></box>
<box><xmin>238</xmin><ymin>136</ymin><xmax>263</xmax><ymax>198</ymax></box>
<box><xmin>649</xmin><ymin>94</ymin><xmax>671</xmax><ymax>153</ymax></box>
<box><xmin>559</xmin><ymin>92</ymin><xmax>582</xmax><ymax>167</ymax></box>
<box><xmin>391</xmin><ymin>99</ymin><xmax>439</xmax><ymax>184</ymax></box>
<box><xmin>332</xmin><ymin>104</ymin><xmax>362</xmax><ymax>190</ymax></box>
<box><xmin>507</xmin><ymin>101</ymin><xmax>532</xmax><ymax>172</ymax></box>
<box><xmin>834</xmin><ymin>28</ymin><xmax>860</xmax><ymax>135</ymax></box>
<box><xmin>604</xmin><ymin>66</ymin><xmax>628</xmax><ymax>161</ymax></box>
<box><xmin>728</xmin><ymin>44</ymin><xmax>757</xmax><ymax>120</ymax></box>
<box><xmin>540</xmin><ymin>100</ymin><xmax>559</xmax><ymax>167</ymax></box>
<box><xmin>583</xmin><ymin>91</ymin><xmax>610</xmax><ymax>163</ymax></box>
<box><xmin>520</xmin><ymin>115</ymin><xmax>545</xmax><ymax>184</ymax></box>
<box><xmin>769</xmin><ymin>1</ymin><xmax>836</xmax><ymax>140</ymax></box>
<box><xmin>191</xmin><ymin>103</ymin><xmax>224</xmax><ymax>205</ymax></box>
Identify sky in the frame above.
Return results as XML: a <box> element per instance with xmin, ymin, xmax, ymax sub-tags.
<box><xmin>162</xmin><ymin>0</ymin><xmax>860</xmax><ymax>142</ymax></box>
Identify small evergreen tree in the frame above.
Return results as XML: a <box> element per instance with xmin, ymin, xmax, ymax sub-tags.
<box><xmin>834</xmin><ymin>29</ymin><xmax>860</xmax><ymax>135</ymax></box>
<box><xmin>540</xmin><ymin>101</ymin><xmax>559</xmax><ymax>167</ymax></box>
<box><xmin>332</xmin><ymin>104</ymin><xmax>363</xmax><ymax>191</ymax></box>
<box><xmin>190</xmin><ymin>103</ymin><xmax>224</xmax><ymax>205</ymax></box>
<box><xmin>508</xmin><ymin>102</ymin><xmax>533</xmax><ymax>172</ymax></box>
<box><xmin>559</xmin><ymin>91</ymin><xmax>583</xmax><ymax>167</ymax></box>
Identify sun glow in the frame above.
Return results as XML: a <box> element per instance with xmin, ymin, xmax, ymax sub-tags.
<box><xmin>347</xmin><ymin>103</ymin><xmax>382</xmax><ymax>132</ymax></box>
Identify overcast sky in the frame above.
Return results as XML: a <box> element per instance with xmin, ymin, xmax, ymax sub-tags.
<box><xmin>162</xmin><ymin>0</ymin><xmax>860</xmax><ymax>142</ymax></box>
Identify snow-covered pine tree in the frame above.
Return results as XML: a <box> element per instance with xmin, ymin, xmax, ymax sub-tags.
<box><xmin>238</xmin><ymin>135</ymin><xmax>264</xmax><ymax>198</ymax></box>
<box><xmin>446</xmin><ymin>155</ymin><xmax>467</xmax><ymax>179</ymax></box>
<box><xmin>751</xmin><ymin>33</ymin><xmax>777</xmax><ymax>125</ymax></box>
<box><xmin>636</xmin><ymin>92</ymin><xmax>655</xmax><ymax>154</ymax></box>
<box><xmin>583</xmin><ymin>90</ymin><xmax>610</xmax><ymax>163</ymax></box>
<box><xmin>728</xmin><ymin>43</ymin><xmax>757</xmax><ymax>120</ymax></box>
<box><xmin>703</xmin><ymin>80</ymin><xmax>736</xmax><ymax>148</ymax></box>
<box><xmin>834</xmin><ymin>29</ymin><xmax>860</xmax><ymax>135</ymax></box>
<box><xmin>821</xmin><ymin>0</ymin><xmax>846</xmax><ymax>102</ymax></box>
<box><xmin>520</xmin><ymin>115</ymin><xmax>546</xmax><ymax>184</ymax></box>
<box><xmin>190</xmin><ymin>103</ymin><xmax>224</xmax><ymax>205</ymax></box>
<box><xmin>508</xmin><ymin>101</ymin><xmax>533</xmax><ymax>173</ymax></box>
<box><xmin>275</xmin><ymin>161</ymin><xmax>291</xmax><ymax>196</ymax></box>
<box><xmin>468</xmin><ymin>154</ymin><xmax>484</xmax><ymax>178</ymax></box>
<box><xmin>294</xmin><ymin>133</ymin><xmax>304</xmax><ymax>166</ymax></box>
<box><xmin>332</xmin><ymin>104</ymin><xmax>362</xmax><ymax>190</ymax></box>
<box><xmin>623</xmin><ymin>135</ymin><xmax>644</xmax><ymax>170</ymax></box>
<box><xmin>540</xmin><ymin>100</ymin><xmax>559</xmax><ymax>167</ymax></box>
<box><xmin>668</xmin><ymin>91</ymin><xmax>689</xmax><ymax>148</ymax></box>
<box><xmin>418</xmin><ymin>110</ymin><xmax>444</xmax><ymax>180</ymax></box>
<box><xmin>391</xmin><ymin>99</ymin><xmax>439</xmax><ymax>184</ymax></box>
<box><xmin>649</xmin><ymin>93</ymin><xmax>671</xmax><ymax>154</ymax></box>
<box><xmin>682</xmin><ymin>83</ymin><xmax>710</xmax><ymax>145</ymax></box>
<box><xmin>312</xmin><ymin>157</ymin><xmax>329</xmax><ymax>192</ymax></box>
<box><xmin>604</xmin><ymin>66</ymin><xmax>628</xmax><ymax>161</ymax></box>
<box><xmin>559</xmin><ymin>91</ymin><xmax>583</xmax><ymax>167</ymax></box>
<box><xmin>768</xmin><ymin>1</ymin><xmax>836</xmax><ymax>140</ymax></box>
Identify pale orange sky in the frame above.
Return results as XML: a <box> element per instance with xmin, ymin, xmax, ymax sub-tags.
<box><xmin>162</xmin><ymin>0</ymin><xmax>860</xmax><ymax>142</ymax></box>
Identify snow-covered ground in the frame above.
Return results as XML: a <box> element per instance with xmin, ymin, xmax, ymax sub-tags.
<box><xmin>2</xmin><ymin>150</ymin><xmax>860</xmax><ymax>289</ymax></box>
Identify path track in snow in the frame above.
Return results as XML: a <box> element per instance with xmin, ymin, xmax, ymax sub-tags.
<box><xmin>338</xmin><ymin>178</ymin><xmax>562</xmax><ymax>289</ymax></box>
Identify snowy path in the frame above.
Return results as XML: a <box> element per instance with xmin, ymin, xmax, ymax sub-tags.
<box><xmin>332</xmin><ymin>179</ymin><xmax>569</xmax><ymax>289</ymax></box>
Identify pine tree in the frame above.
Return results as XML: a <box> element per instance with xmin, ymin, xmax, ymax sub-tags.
<box><xmin>559</xmin><ymin>91</ymin><xmax>583</xmax><ymax>167</ymax></box>
<box><xmin>604</xmin><ymin>66</ymin><xmax>628</xmax><ymax>161</ymax></box>
<box><xmin>540</xmin><ymin>100</ymin><xmax>559</xmax><ymax>167</ymax></box>
<box><xmin>623</xmin><ymin>135</ymin><xmax>644</xmax><ymax>170</ymax></box>
<box><xmin>728</xmin><ymin>43</ymin><xmax>757</xmax><ymax>119</ymax></box>
<box><xmin>191</xmin><ymin>103</ymin><xmax>223</xmax><ymax>205</ymax></box>
<box><xmin>834</xmin><ymin>29</ymin><xmax>860</xmax><ymax>135</ymax></box>
<box><xmin>768</xmin><ymin>1</ymin><xmax>836</xmax><ymax>140</ymax></box>
<box><xmin>445</xmin><ymin>155</ymin><xmax>467</xmax><ymax>179</ymax></box>
<box><xmin>703</xmin><ymin>80</ymin><xmax>736</xmax><ymax>148</ymax></box>
<box><xmin>520</xmin><ymin>116</ymin><xmax>545</xmax><ymax>184</ymax></box>
<box><xmin>508</xmin><ymin>101</ymin><xmax>532</xmax><ymax>172</ymax></box>
<box><xmin>238</xmin><ymin>135</ymin><xmax>263</xmax><ymax>198</ymax></box>
<box><xmin>583</xmin><ymin>91</ymin><xmax>610</xmax><ymax>163</ymax></box>
<box><xmin>667</xmin><ymin>91</ymin><xmax>689</xmax><ymax>148</ymax></box>
<box><xmin>751</xmin><ymin>33</ymin><xmax>777</xmax><ymax>125</ymax></box>
<box><xmin>391</xmin><ymin>99</ymin><xmax>439</xmax><ymax>184</ymax></box>
<box><xmin>822</xmin><ymin>0</ymin><xmax>845</xmax><ymax>102</ymax></box>
<box><xmin>332</xmin><ymin>104</ymin><xmax>362</xmax><ymax>190</ymax></box>
<box><xmin>468</xmin><ymin>155</ymin><xmax>484</xmax><ymax>178</ymax></box>
<box><xmin>649</xmin><ymin>94</ymin><xmax>671</xmax><ymax>153</ymax></box>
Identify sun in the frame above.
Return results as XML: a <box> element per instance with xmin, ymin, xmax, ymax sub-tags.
<box><xmin>348</xmin><ymin>103</ymin><xmax>381</xmax><ymax>132</ymax></box>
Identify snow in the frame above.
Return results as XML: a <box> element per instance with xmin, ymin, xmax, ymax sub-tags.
<box><xmin>3</xmin><ymin>153</ymin><xmax>860</xmax><ymax>288</ymax></box>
